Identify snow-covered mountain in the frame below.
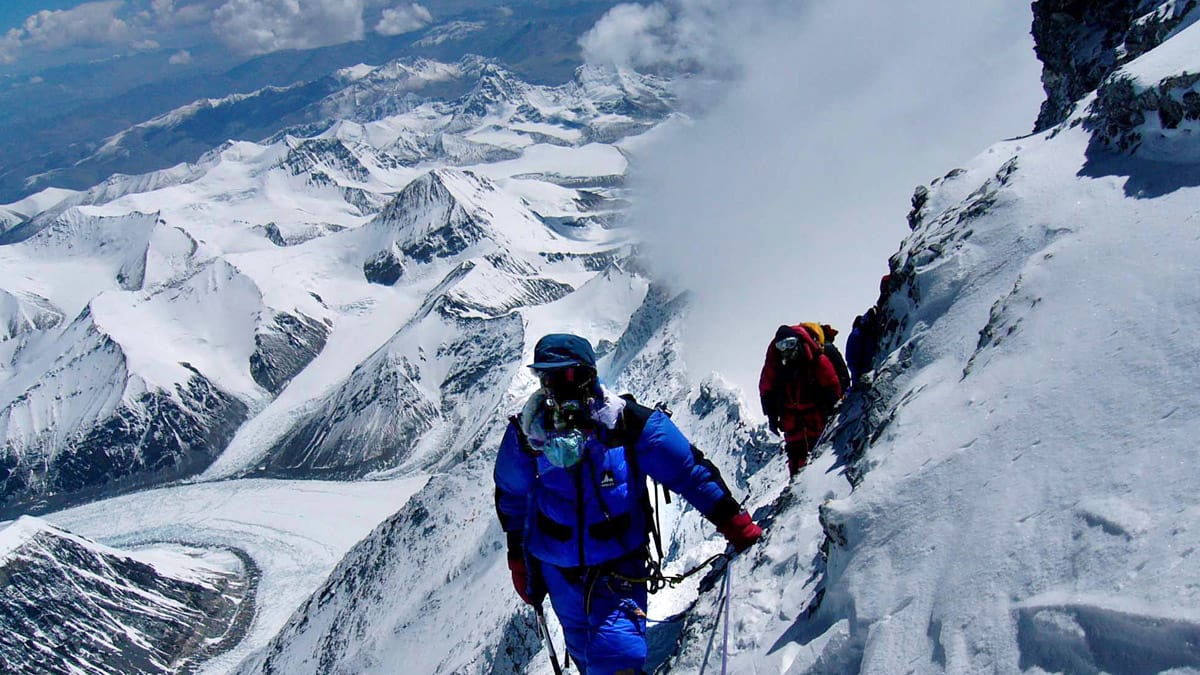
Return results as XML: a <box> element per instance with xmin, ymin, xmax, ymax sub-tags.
<box><xmin>3</xmin><ymin>1</ymin><xmax>1199</xmax><ymax>673</ymax></box>
<box><xmin>0</xmin><ymin>516</ymin><xmax>249</xmax><ymax>674</ymax></box>
<box><xmin>0</xmin><ymin>52</ymin><xmax>685</xmax><ymax>674</ymax></box>
<box><xmin>0</xmin><ymin>57</ymin><xmax>670</xmax><ymax>521</ymax></box>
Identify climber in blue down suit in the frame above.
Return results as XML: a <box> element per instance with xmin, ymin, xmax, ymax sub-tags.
<box><xmin>494</xmin><ymin>333</ymin><xmax>763</xmax><ymax>674</ymax></box>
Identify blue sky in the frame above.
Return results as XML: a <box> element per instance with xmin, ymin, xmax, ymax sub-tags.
<box><xmin>0</xmin><ymin>1</ymin><xmax>439</xmax><ymax>69</ymax></box>
<box><xmin>1</xmin><ymin>2</ymin><xmax>83</xmax><ymax>32</ymax></box>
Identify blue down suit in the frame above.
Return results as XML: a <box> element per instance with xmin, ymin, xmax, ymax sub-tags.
<box><xmin>494</xmin><ymin>392</ymin><xmax>741</xmax><ymax>674</ymax></box>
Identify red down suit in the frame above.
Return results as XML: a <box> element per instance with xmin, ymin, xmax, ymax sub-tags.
<box><xmin>758</xmin><ymin>324</ymin><xmax>843</xmax><ymax>447</ymax></box>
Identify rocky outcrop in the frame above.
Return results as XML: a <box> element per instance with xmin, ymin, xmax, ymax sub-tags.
<box><xmin>0</xmin><ymin>290</ymin><xmax>63</xmax><ymax>340</ymax></box>
<box><xmin>1084</xmin><ymin>70</ymin><xmax>1200</xmax><ymax>158</ymax></box>
<box><xmin>250</xmin><ymin>311</ymin><xmax>331</xmax><ymax>394</ymax></box>
<box><xmin>0</xmin><ymin>517</ymin><xmax>252</xmax><ymax>675</ymax></box>
<box><xmin>0</xmin><ymin>317</ymin><xmax>249</xmax><ymax>519</ymax></box>
<box><xmin>255</xmin><ymin>354</ymin><xmax>438</xmax><ymax>478</ymax></box>
<box><xmin>362</xmin><ymin>248</ymin><xmax>405</xmax><ymax>285</ymax></box>
<box><xmin>277</xmin><ymin>137</ymin><xmax>373</xmax><ymax>184</ymax></box>
<box><xmin>1031</xmin><ymin>0</ymin><xmax>1199</xmax><ymax>131</ymax></box>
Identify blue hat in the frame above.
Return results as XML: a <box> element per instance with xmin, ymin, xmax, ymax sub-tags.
<box><xmin>529</xmin><ymin>333</ymin><xmax>597</xmax><ymax>370</ymax></box>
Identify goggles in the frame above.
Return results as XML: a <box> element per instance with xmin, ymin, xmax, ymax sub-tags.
<box><xmin>535</xmin><ymin>365</ymin><xmax>596</xmax><ymax>431</ymax></box>
<box><xmin>774</xmin><ymin>336</ymin><xmax>799</xmax><ymax>353</ymax></box>
<box><xmin>536</xmin><ymin>365</ymin><xmax>594</xmax><ymax>392</ymax></box>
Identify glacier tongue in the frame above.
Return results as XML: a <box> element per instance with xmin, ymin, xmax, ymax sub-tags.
<box><xmin>0</xmin><ymin>516</ymin><xmax>251</xmax><ymax>674</ymax></box>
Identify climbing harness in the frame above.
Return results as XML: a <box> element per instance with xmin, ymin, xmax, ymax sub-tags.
<box><xmin>611</xmin><ymin>552</ymin><xmax>730</xmax><ymax>594</ymax></box>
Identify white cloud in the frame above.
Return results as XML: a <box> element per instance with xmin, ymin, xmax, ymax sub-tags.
<box><xmin>579</xmin><ymin>3</ymin><xmax>674</xmax><ymax>70</ymax></box>
<box><xmin>607</xmin><ymin>0</ymin><xmax>1046</xmax><ymax>402</ymax></box>
<box><xmin>0</xmin><ymin>29</ymin><xmax>20</xmax><ymax>64</ymax></box>
<box><xmin>0</xmin><ymin>0</ymin><xmax>210</xmax><ymax>63</ymax></box>
<box><xmin>375</xmin><ymin>3</ymin><xmax>432</xmax><ymax>36</ymax></box>
<box><xmin>211</xmin><ymin>0</ymin><xmax>365</xmax><ymax>55</ymax></box>
<box><xmin>10</xmin><ymin>1</ymin><xmax>132</xmax><ymax>53</ymax></box>
<box><xmin>579</xmin><ymin>0</ymin><xmax>744</xmax><ymax>75</ymax></box>
<box><xmin>150</xmin><ymin>0</ymin><xmax>214</xmax><ymax>27</ymax></box>
<box><xmin>169</xmin><ymin>49</ymin><xmax>192</xmax><ymax>64</ymax></box>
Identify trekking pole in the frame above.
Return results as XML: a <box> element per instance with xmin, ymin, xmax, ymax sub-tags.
<box><xmin>720</xmin><ymin>556</ymin><xmax>733</xmax><ymax>675</ymax></box>
<box><xmin>534</xmin><ymin>605</ymin><xmax>564</xmax><ymax>675</ymax></box>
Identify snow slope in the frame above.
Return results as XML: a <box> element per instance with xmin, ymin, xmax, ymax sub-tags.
<box><xmin>660</xmin><ymin>21</ymin><xmax>1200</xmax><ymax>671</ymax></box>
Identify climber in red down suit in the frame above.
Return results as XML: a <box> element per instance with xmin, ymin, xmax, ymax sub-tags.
<box><xmin>759</xmin><ymin>324</ymin><xmax>843</xmax><ymax>476</ymax></box>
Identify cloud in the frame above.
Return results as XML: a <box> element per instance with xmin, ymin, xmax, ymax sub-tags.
<box><xmin>169</xmin><ymin>49</ymin><xmax>192</xmax><ymax>64</ymax></box>
<box><xmin>149</xmin><ymin>0</ymin><xmax>214</xmax><ymax>28</ymax></box>
<box><xmin>580</xmin><ymin>3</ymin><xmax>674</xmax><ymax>70</ymax></box>
<box><xmin>0</xmin><ymin>30</ymin><xmax>20</xmax><ymax>64</ymax></box>
<box><xmin>0</xmin><ymin>0</ymin><xmax>214</xmax><ymax>63</ymax></box>
<box><xmin>579</xmin><ymin>0</ymin><xmax>744</xmax><ymax>75</ymax></box>
<box><xmin>6</xmin><ymin>0</ymin><xmax>133</xmax><ymax>56</ymax></box>
<box><xmin>375</xmin><ymin>3</ymin><xmax>432</xmax><ymax>36</ymax></box>
<box><xmin>211</xmin><ymin>0</ymin><xmax>365</xmax><ymax>55</ymax></box>
<box><xmin>600</xmin><ymin>0</ymin><xmax>1046</xmax><ymax>403</ymax></box>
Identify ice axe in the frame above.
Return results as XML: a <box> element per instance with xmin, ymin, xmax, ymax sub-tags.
<box><xmin>534</xmin><ymin>605</ymin><xmax>563</xmax><ymax>675</ymax></box>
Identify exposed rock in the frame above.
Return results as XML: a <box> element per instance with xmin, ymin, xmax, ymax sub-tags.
<box><xmin>277</xmin><ymin>137</ymin><xmax>372</xmax><ymax>183</ymax></box>
<box><xmin>250</xmin><ymin>311</ymin><xmax>330</xmax><ymax>394</ymax></box>
<box><xmin>0</xmin><ymin>517</ymin><xmax>252</xmax><ymax>675</ymax></box>
<box><xmin>363</xmin><ymin>248</ymin><xmax>404</xmax><ymax>285</ymax></box>
<box><xmin>255</xmin><ymin>355</ymin><xmax>439</xmax><ymax>478</ymax></box>
<box><xmin>0</xmin><ymin>290</ymin><xmax>63</xmax><ymax>340</ymax></box>
<box><xmin>1032</xmin><ymin>0</ymin><xmax>1199</xmax><ymax>131</ymax></box>
<box><xmin>1</xmin><ymin>359</ymin><xmax>249</xmax><ymax>518</ymax></box>
<box><xmin>1083</xmin><ymin>71</ymin><xmax>1200</xmax><ymax>157</ymax></box>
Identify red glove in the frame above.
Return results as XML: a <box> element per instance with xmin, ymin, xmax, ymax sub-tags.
<box><xmin>718</xmin><ymin>511</ymin><xmax>763</xmax><ymax>553</ymax></box>
<box><xmin>508</xmin><ymin>558</ymin><xmax>544</xmax><ymax>605</ymax></box>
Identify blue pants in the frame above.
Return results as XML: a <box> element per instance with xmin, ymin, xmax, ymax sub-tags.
<box><xmin>541</xmin><ymin>557</ymin><xmax>648</xmax><ymax>675</ymax></box>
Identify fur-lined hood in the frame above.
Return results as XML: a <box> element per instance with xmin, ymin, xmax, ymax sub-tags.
<box><xmin>518</xmin><ymin>383</ymin><xmax>627</xmax><ymax>449</ymax></box>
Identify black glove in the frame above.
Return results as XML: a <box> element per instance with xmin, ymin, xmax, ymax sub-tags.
<box><xmin>768</xmin><ymin>416</ymin><xmax>780</xmax><ymax>436</ymax></box>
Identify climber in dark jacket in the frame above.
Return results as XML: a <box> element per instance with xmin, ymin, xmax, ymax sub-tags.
<box><xmin>494</xmin><ymin>333</ymin><xmax>762</xmax><ymax>675</ymax></box>
<box><xmin>846</xmin><ymin>274</ymin><xmax>892</xmax><ymax>387</ymax></box>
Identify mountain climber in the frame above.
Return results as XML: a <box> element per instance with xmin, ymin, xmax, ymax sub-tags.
<box><xmin>845</xmin><ymin>274</ymin><xmax>892</xmax><ymax>387</ymax></box>
<box><xmin>802</xmin><ymin>322</ymin><xmax>851</xmax><ymax>394</ymax></box>
<box><xmin>494</xmin><ymin>333</ymin><xmax>763</xmax><ymax>675</ymax></box>
<box><xmin>759</xmin><ymin>324</ymin><xmax>843</xmax><ymax>476</ymax></box>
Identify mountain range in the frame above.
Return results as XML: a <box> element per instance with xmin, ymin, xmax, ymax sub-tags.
<box><xmin>2</xmin><ymin>1</ymin><xmax>1200</xmax><ymax>673</ymax></box>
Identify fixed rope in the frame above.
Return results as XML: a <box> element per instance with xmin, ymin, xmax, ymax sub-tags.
<box><xmin>697</xmin><ymin>559</ymin><xmax>733</xmax><ymax>675</ymax></box>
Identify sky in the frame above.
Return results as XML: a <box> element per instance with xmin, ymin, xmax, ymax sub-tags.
<box><xmin>0</xmin><ymin>0</ymin><xmax>435</xmax><ymax>68</ymax></box>
<box><xmin>580</xmin><ymin>0</ymin><xmax>1047</xmax><ymax>406</ymax></box>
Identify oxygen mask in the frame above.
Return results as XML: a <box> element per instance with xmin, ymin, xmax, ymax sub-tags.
<box><xmin>537</xmin><ymin>366</ymin><xmax>596</xmax><ymax>468</ymax></box>
<box><xmin>775</xmin><ymin>335</ymin><xmax>800</xmax><ymax>364</ymax></box>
